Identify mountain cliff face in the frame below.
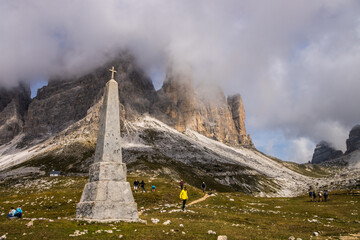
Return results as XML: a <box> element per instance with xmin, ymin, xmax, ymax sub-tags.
<box><xmin>346</xmin><ymin>125</ymin><xmax>360</xmax><ymax>154</ymax></box>
<box><xmin>0</xmin><ymin>84</ymin><xmax>31</xmax><ymax>145</ymax></box>
<box><xmin>1</xmin><ymin>55</ymin><xmax>252</xmax><ymax>149</ymax></box>
<box><xmin>312</xmin><ymin>124</ymin><xmax>360</xmax><ymax>166</ymax></box>
<box><xmin>23</xmin><ymin>55</ymin><xmax>157</xmax><ymax>142</ymax></box>
<box><xmin>227</xmin><ymin>94</ymin><xmax>253</xmax><ymax>146</ymax></box>
<box><xmin>154</xmin><ymin>69</ymin><xmax>253</xmax><ymax>147</ymax></box>
<box><xmin>311</xmin><ymin>141</ymin><xmax>343</xmax><ymax>164</ymax></box>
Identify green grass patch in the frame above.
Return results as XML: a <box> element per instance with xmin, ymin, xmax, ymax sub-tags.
<box><xmin>0</xmin><ymin>176</ymin><xmax>359</xmax><ymax>239</ymax></box>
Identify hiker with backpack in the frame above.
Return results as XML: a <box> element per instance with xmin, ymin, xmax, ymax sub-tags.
<box><xmin>201</xmin><ymin>182</ymin><xmax>206</xmax><ymax>193</ymax></box>
<box><xmin>180</xmin><ymin>186</ymin><xmax>188</xmax><ymax>211</ymax></box>
<box><xmin>133</xmin><ymin>179</ymin><xmax>139</xmax><ymax>193</ymax></box>
<box><xmin>179</xmin><ymin>180</ymin><xmax>184</xmax><ymax>190</ymax></box>
<box><xmin>312</xmin><ymin>192</ymin><xmax>317</xmax><ymax>202</ymax></box>
<box><xmin>140</xmin><ymin>180</ymin><xmax>146</xmax><ymax>193</ymax></box>
<box><xmin>324</xmin><ymin>190</ymin><xmax>329</xmax><ymax>202</ymax></box>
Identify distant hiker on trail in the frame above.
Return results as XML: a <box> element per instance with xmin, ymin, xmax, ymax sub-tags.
<box><xmin>151</xmin><ymin>185</ymin><xmax>156</xmax><ymax>192</ymax></box>
<box><xmin>309</xmin><ymin>191</ymin><xmax>313</xmax><ymax>201</ymax></box>
<box><xmin>201</xmin><ymin>182</ymin><xmax>206</xmax><ymax>193</ymax></box>
<box><xmin>6</xmin><ymin>207</ymin><xmax>16</xmax><ymax>219</ymax></box>
<box><xmin>180</xmin><ymin>180</ymin><xmax>184</xmax><ymax>190</ymax></box>
<box><xmin>14</xmin><ymin>205</ymin><xmax>22</xmax><ymax>218</ymax></box>
<box><xmin>180</xmin><ymin>186</ymin><xmax>188</xmax><ymax>211</ymax></box>
<box><xmin>324</xmin><ymin>190</ymin><xmax>329</xmax><ymax>202</ymax></box>
<box><xmin>133</xmin><ymin>180</ymin><xmax>139</xmax><ymax>192</ymax></box>
<box><xmin>318</xmin><ymin>191</ymin><xmax>323</xmax><ymax>202</ymax></box>
<box><xmin>312</xmin><ymin>192</ymin><xmax>317</xmax><ymax>202</ymax></box>
<box><xmin>140</xmin><ymin>180</ymin><xmax>146</xmax><ymax>193</ymax></box>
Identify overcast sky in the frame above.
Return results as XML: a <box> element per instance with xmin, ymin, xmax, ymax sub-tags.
<box><xmin>1</xmin><ymin>0</ymin><xmax>360</xmax><ymax>163</ymax></box>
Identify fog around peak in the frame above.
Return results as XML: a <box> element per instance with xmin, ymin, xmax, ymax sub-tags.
<box><xmin>1</xmin><ymin>0</ymin><xmax>360</xmax><ymax>162</ymax></box>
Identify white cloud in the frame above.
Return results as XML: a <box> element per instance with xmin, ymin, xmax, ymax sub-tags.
<box><xmin>288</xmin><ymin>137</ymin><xmax>315</xmax><ymax>163</ymax></box>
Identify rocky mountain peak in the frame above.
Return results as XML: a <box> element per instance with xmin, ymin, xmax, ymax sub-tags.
<box><xmin>346</xmin><ymin>124</ymin><xmax>360</xmax><ymax>154</ymax></box>
<box><xmin>227</xmin><ymin>94</ymin><xmax>253</xmax><ymax>146</ymax></box>
<box><xmin>154</xmin><ymin>67</ymin><xmax>253</xmax><ymax>147</ymax></box>
<box><xmin>154</xmin><ymin>69</ymin><xmax>197</xmax><ymax>131</ymax></box>
<box><xmin>0</xmin><ymin>56</ymin><xmax>254</xmax><ymax>149</ymax></box>
<box><xmin>311</xmin><ymin>141</ymin><xmax>343</xmax><ymax>164</ymax></box>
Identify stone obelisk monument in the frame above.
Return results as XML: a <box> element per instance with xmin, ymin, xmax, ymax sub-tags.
<box><xmin>76</xmin><ymin>66</ymin><xmax>138</xmax><ymax>221</ymax></box>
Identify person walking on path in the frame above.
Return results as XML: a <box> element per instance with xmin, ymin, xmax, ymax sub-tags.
<box><xmin>324</xmin><ymin>190</ymin><xmax>329</xmax><ymax>202</ymax></box>
<box><xmin>312</xmin><ymin>192</ymin><xmax>317</xmax><ymax>202</ymax></box>
<box><xmin>309</xmin><ymin>190</ymin><xmax>313</xmax><ymax>201</ymax></box>
<box><xmin>179</xmin><ymin>180</ymin><xmax>184</xmax><ymax>190</ymax></box>
<box><xmin>180</xmin><ymin>186</ymin><xmax>188</xmax><ymax>211</ymax></box>
<box><xmin>133</xmin><ymin>180</ymin><xmax>139</xmax><ymax>193</ymax></box>
<box><xmin>14</xmin><ymin>205</ymin><xmax>22</xmax><ymax>218</ymax></box>
<box><xmin>319</xmin><ymin>191</ymin><xmax>323</xmax><ymax>202</ymax></box>
<box><xmin>151</xmin><ymin>185</ymin><xmax>156</xmax><ymax>192</ymax></box>
<box><xmin>140</xmin><ymin>180</ymin><xmax>146</xmax><ymax>193</ymax></box>
<box><xmin>6</xmin><ymin>207</ymin><xmax>16</xmax><ymax>219</ymax></box>
<box><xmin>201</xmin><ymin>182</ymin><xmax>206</xmax><ymax>193</ymax></box>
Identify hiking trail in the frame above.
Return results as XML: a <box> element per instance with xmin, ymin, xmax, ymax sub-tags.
<box><xmin>188</xmin><ymin>193</ymin><xmax>213</xmax><ymax>206</ymax></box>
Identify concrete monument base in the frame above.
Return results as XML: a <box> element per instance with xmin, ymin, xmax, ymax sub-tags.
<box><xmin>76</xmin><ymin>163</ymin><xmax>139</xmax><ymax>221</ymax></box>
<box><xmin>76</xmin><ymin>201</ymin><xmax>138</xmax><ymax>220</ymax></box>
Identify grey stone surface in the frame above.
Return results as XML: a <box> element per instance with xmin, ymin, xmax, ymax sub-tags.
<box><xmin>311</xmin><ymin>141</ymin><xmax>343</xmax><ymax>164</ymax></box>
<box><xmin>346</xmin><ymin>124</ymin><xmax>360</xmax><ymax>154</ymax></box>
<box><xmin>76</xmin><ymin>76</ymin><xmax>138</xmax><ymax>221</ymax></box>
<box><xmin>76</xmin><ymin>201</ymin><xmax>138</xmax><ymax>220</ymax></box>
<box><xmin>94</xmin><ymin>79</ymin><xmax>122</xmax><ymax>163</ymax></box>
<box><xmin>89</xmin><ymin>162</ymin><xmax>126</xmax><ymax>182</ymax></box>
<box><xmin>79</xmin><ymin>181</ymin><xmax>134</xmax><ymax>202</ymax></box>
<box><xmin>0</xmin><ymin>83</ymin><xmax>31</xmax><ymax>145</ymax></box>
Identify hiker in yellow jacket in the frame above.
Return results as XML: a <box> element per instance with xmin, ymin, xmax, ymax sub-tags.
<box><xmin>180</xmin><ymin>186</ymin><xmax>188</xmax><ymax>211</ymax></box>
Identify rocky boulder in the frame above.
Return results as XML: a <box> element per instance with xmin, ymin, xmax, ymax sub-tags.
<box><xmin>311</xmin><ymin>141</ymin><xmax>343</xmax><ymax>164</ymax></box>
<box><xmin>346</xmin><ymin>124</ymin><xmax>360</xmax><ymax>154</ymax></box>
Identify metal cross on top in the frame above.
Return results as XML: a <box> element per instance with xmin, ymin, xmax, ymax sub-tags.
<box><xmin>109</xmin><ymin>66</ymin><xmax>117</xmax><ymax>80</ymax></box>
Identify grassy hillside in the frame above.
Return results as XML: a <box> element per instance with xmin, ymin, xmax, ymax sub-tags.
<box><xmin>0</xmin><ymin>174</ymin><xmax>359</xmax><ymax>239</ymax></box>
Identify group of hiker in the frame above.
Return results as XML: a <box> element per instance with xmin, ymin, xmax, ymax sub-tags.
<box><xmin>6</xmin><ymin>205</ymin><xmax>22</xmax><ymax>219</ymax></box>
<box><xmin>309</xmin><ymin>189</ymin><xmax>329</xmax><ymax>202</ymax></box>
<box><xmin>133</xmin><ymin>179</ymin><xmax>156</xmax><ymax>193</ymax></box>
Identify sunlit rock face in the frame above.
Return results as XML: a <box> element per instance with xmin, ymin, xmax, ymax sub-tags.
<box><xmin>154</xmin><ymin>68</ymin><xmax>253</xmax><ymax>147</ymax></box>
<box><xmin>0</xmin><ymin>83</ymin><xmax>31</xmax><ymax>145</ymax></box>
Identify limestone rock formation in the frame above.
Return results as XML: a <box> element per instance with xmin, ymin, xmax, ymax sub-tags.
<box><xmin>227</xmin><ymin>94</ymin><xmax>253</xmax><ymax>146</ymax></box>
<box><xmin>346</xmin><ymin>125</ymin><xmax>360</xmax><ymax>154</ymax></box>
<box><xmin>311</xmin><ymin>141</ymin><xmax>343</xmax><ymax>164</ymax></box>
<box><xmin>1</xmin><ymin>55</ymin><xmax>253</xmax><ymax>150</ymax></box>
<box><xmin>0</xmin><ymin>83</ymin><xmax>31</xmax><ymax>145</ymax></box>
<box><xmin>76</xmin><ymin>77</ymin><xmax>138</xmax><ymax>221</ymax></box>
<box><xmin>154</xmin><ymin>70</ymin><xmax>197</xmax><ymax>132</ymax></box>
<box><xmin>153</xmin><ymin>68</ymin><xmax>253</xmax><ymax>147</ymax></box>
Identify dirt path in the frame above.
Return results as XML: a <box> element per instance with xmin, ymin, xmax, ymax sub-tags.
<box><xmin>188</xmin><ymin>194</ymin><xmax>212</xmax><ymax>206</ymax></box>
